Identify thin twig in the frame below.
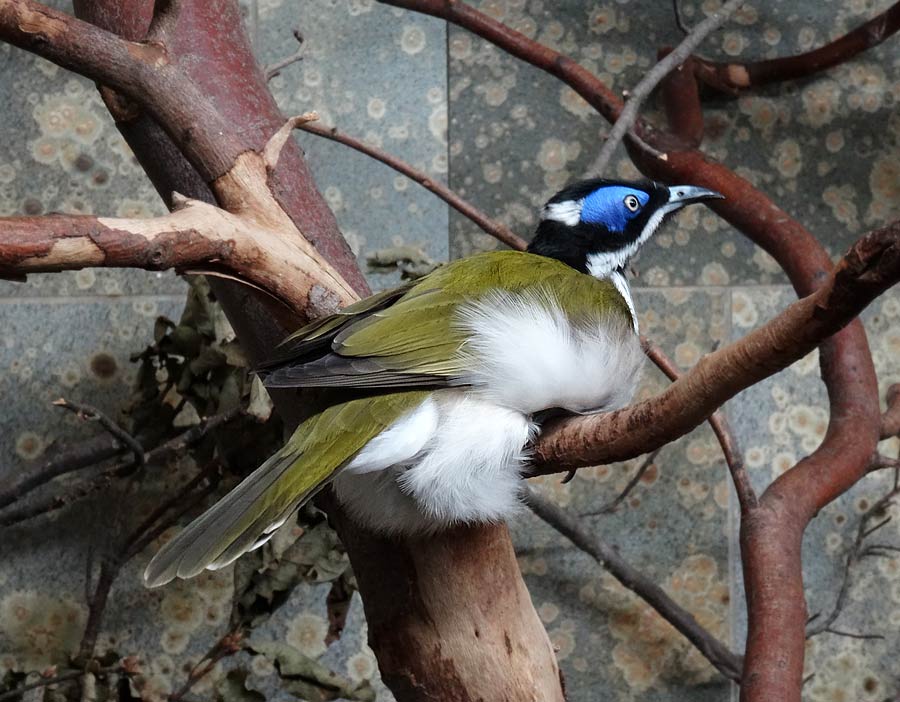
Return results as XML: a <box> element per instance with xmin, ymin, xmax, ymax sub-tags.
<box><xmin>265</xmin><ymin>27</ymin><xmax>304</xmax><ymax>81</ymax></box>
<box><xmin>672</xmin><ymin>0</ymin><xmax>689</xmax><ymax>34</ymax></box>
<box><xmin>123</xmin><ymin>461</ymin><xmax>221</xmax><ymax>561</ymax></box>
<box><xmin>0</xmin><ymin>407</ymin><xmax>246</xmax><ymax>528</ymax></box>
<box><xmin>168</xmin><ymin>630</ymin><xmax>244</xmax><ymax>701</ymax></box>
<box><xmin>589</xmin><ymin>0</ymin><xmax>744</xmax><ymax>176</ymax></box>
<box><xmin>53</xmin><ymin>398</ymin><xmax>145</xmax><ymax>466</ymax></box>
<box><xmin>298</xmin><ymin>121</ymin><xmax>528</xmax><ymax>251</ymax></box>
<box><xmin>0</xmin><ymin>434</ymin><xmax>124</xmax><ymax>510</ymax></box>
<box><xmin>806</xmin><ymin>481</ymin><xmax>900</xmax><ymax>638</ymax></box>
<box><xmin>823</xmin><ymin>628</ymin><xmax>884</xmax><ymax>641</ymax></box>
<box><xmin>582</xmin><ymin>448</ymin><xmax>661</xmax><ymax>516</ymax></box>
<box><xmin>77</xmin><ymin>465</ymin><xmax>221</xmax><ymax>662</ymax></box>
<box><xmin>640</xmin><ymin>337</ymin><xmax>757</xmax><ymax>510</ymax></box>
<box><xmin>523</xmin><ymin>486</ymin><xmax>743</xmax><ymax>681</ymax></box>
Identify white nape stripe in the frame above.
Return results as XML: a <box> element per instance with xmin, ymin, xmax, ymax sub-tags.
<box><xmin>541</xmin><ymin>199</ymin><xmax>583</xmax><ymax>226</ymax></box>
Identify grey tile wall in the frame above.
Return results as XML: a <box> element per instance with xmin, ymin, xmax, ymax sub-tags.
<box><xmin>1</xmin><ymin>1</ymin><xmax>898</xmax><ymax>701</ymax></box>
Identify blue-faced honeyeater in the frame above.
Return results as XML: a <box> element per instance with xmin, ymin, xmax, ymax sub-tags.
<box><xmin>144</xmin><ymin>179</ymin><xmax>722</xmax><ymax>586</ymax></box>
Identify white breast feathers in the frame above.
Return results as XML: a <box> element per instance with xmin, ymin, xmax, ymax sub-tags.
<box><xmin>333</xmin><ymin>288</ymin><xmax>644</xmax><ymax>535</ymax></box>
<box><xmin>455</xmin><ymin>289</ymin><xmax>644</xmax><ymax>415</ymax></box>
<box><xmin>334</xmin><ymin>393</ymin><xmax>535</xmax><ymax>534</ymax></box>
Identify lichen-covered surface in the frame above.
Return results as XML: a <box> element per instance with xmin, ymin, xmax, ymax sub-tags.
<box><xmin>0</xmin><ymin>1</ymin><xmax>899</xmax><ymax>701</ymax></box>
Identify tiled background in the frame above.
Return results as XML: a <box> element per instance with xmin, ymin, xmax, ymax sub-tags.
<box><xmin>1</xmin><ymin>1</ymin><xmax>899</xmax><ymax>701</ymax></box>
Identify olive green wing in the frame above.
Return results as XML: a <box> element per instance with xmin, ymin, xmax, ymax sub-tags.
<box><xmin>262</xmin><ymin>251</ymin><xmax>634</xmax><ymax>390</ymax></box>
<box><xmin>143</xmin><ymin>391</ymin><xmax>429</xmax><ymax>586</ymax></box>
<box><xmin>255</xmin><ymin>280</ymin><xmax>418</xmax><ymax>372</ymax></box>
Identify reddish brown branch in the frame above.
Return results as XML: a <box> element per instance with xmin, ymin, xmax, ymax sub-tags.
<box><xmin>523</xmin><ymin>487</ymin><xmax>743</xmax><ymax>682</ymax></box>
<box><xmin>660</xmin><ymin>54</ymin><xmax>704</xmax><ymax>147</ymax></box>
<box><xmin>589</xmin><ymin>0</ymin><xmax>743</xmax><ymax>175</ymax></box>
<box><xmin>299</xmin><ymin>122</ymin><xmax>528</xmax><ymax>251</ymax></box>
<box><xmin>531</xmin><ymin>221</ymin><xmax>900</xmax><ymax>475</ymax></box>
<box><xmin>377</xmin><ymin>0</ymin><xmax>623</xmax><ymax>123</ymax></box>
<box><xmin>691</xmin><ymin>1</ymin><xmax>900</xmax><ymax>94</ymax></box>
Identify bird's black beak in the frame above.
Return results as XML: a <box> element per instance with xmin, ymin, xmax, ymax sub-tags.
<box><xmin>667</xmin><ymin>185</ymin><xmax>725</xmax><ymax>208</ymax></box>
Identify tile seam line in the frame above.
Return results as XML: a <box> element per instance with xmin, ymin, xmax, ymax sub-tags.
<box><xmin>0</xmin><ymin>294</ymin><xmax>189</xmax><ymax>304</ymax></box>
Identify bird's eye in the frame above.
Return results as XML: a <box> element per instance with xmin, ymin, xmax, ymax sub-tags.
<box><xmin>623</xmin><ymin>194</ymin><xmax>641</xmax><ymax>212</ymax></box>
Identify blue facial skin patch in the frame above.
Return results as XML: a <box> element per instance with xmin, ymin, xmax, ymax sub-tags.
<box><xmin>580</xmin><ymin>186</ymin><xmax>650</xmax><ymax>232</ymax></box>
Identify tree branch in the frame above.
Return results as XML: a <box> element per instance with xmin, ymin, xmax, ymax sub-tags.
<box><xmin>0</xmin><ymin>434</ymin><xmax>123</xmax><ymax>510</ymax></box>
<box><xmin>0</xmin><ymin>0</ymin><xmax>245</xmax><ymax>179</ymax></box>
<box><xmin>0</xmin><ymin>666</ymin><xmax>128</xmax><ymax>702</ymax></box>
<box><xmin>641</xmin><ymin>339</ymin><xmax>757</xmax><ymax>512</ymax></box>
<box><xmin>0</xmin><ymin>198</ymin><xmax>356</xmax><ymax>314</ymax></box>
<box><xmin>77</xmin><ymin>462</ymin><xmax>221</xmax><ymax>662</ymax></box>
<box><xmin>523</xmin><ymin>487</ymin><xmax>743</xmax><ymax>682</ymax></box>
<box><xmin>53</xmin><ymin>398</ymin><xmax>145</xmax><ymax>466</ymax></box>
<box><xmin>881</xmin><ymin>384</ymin><xmax>900</xmax><ymax>439</ymax></box>
<box><xmin>530</xmin><ymin>221</ymin><xmax>900</xmax><ymax>475</ymax></box>
<box><xmin>265</xmin><ymin>26</ymin><xmax>304</xmax><ymax>81</ymax></box>
<box><xmin>691</xmin><ymin>1</ymin><xmax>900</xmax><ymax>95</ymax></box>
<box><xmin>0</xmin><ymin>407</ymin><xmax>246</xmax><ymax>527</ymax></box>
<box><xmin>806</xmin><ymin>475</ymin><xmax>900</xmax><ymax>639</ymax></box>
<box><xmin>377</xmin><ymin>0</ymin><xmax>623</xmax><ymax>123</ymax></box>
<box><xmin>581</xmin><ymin>448</ymin><xmax>660</xmax><ymax>517</ymax></box>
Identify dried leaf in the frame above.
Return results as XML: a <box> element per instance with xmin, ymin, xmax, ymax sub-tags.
<box><xmin>215</xmin><ymin>670</ymin><xmax>265</xmax><ymax>702</ymax></box>
<box><xmin>247</xmin><ymin>640</ymin><xmax>375</xmax><ymax>702</ymax></box>
<box><xmin>247</xmin><ymin>376</ymin><xmax>274</xmax><ymax>422</ymax></box>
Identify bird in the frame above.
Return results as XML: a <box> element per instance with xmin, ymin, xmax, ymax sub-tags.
<box><xmin>144</xmin><ymin>178</ymin><xmax>722</xmax><ymax>587</ymax></box>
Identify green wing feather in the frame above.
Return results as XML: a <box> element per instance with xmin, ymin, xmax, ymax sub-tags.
<box><xmin>143</xmin><ymin>391</ymin><xmax>429</xmax><ymax>587</ymax></box>
<box><xmin>261</xmin><ymin>251</ymin><xmax>633</xmax><ymax>389</ymax></box>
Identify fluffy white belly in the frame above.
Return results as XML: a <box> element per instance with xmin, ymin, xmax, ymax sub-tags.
<box><xmin>335</xmin><ymin>289</ymin><xmax>644</xmax><ymax>534</ymax></box>
<box><xmin>334</xmin><ymin>392</ymin><xmax>535</xmax><ymax>534</ymax></box>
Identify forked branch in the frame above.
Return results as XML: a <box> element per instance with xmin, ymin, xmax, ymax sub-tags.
<box><xmin>0</xmin><ymin>198</ymin><xmax>356</xmax><ymax>315</ymax></box>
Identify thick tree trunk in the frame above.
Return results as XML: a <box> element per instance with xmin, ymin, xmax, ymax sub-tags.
<box><xmin>334</xmin><ymin>512</ymin><xmax>563</xmax><ymax>701</ymax></box>
<box><xmin>70</xmin><ymin>1</ymin><xmax>564</xmax><ymax>699</ymax></box>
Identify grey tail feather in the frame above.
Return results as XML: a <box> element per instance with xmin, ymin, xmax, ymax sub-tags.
<box><xmin>143</xmin><ymin>446</ymin><xmax>308</xmax><ymax>588</ymax></box>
